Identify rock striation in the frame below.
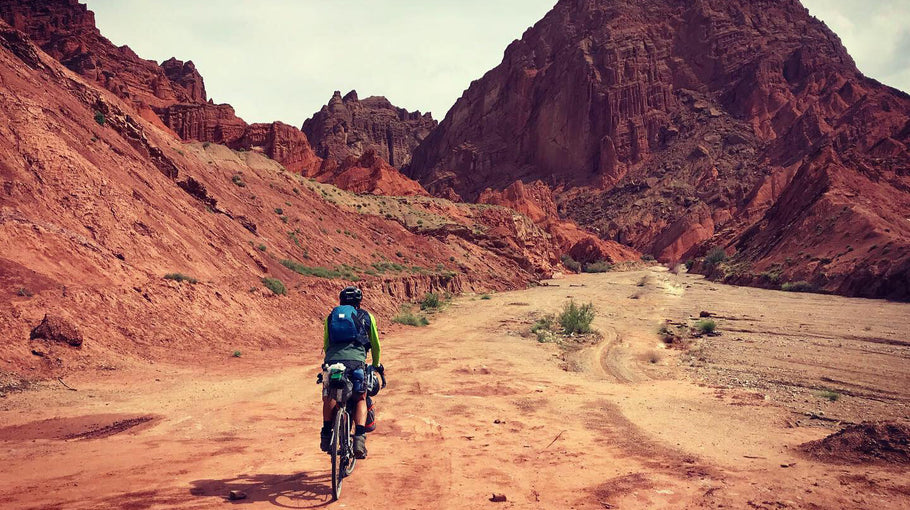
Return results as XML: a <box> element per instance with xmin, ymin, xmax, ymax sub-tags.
<box><xmin>303</xmin><ymin>90</ymin><xmax>437</xmax><ymax>168</ymax></box>
<box><xmin>408</xmin><ymin>0</ymin><xmax>910</xmax><ymax>300</ymax></box>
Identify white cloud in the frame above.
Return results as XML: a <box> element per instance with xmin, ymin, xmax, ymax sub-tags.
<box><xmin>85</xmin><ymin>0</ymin><xmax>909</xmax><ymax>128</ymax></box>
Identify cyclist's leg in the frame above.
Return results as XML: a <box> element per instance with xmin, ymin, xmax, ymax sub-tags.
<box><xmin>322</xmin><ymin>395</ymin><xmax>336</xmax><ymax>421</ymax></box>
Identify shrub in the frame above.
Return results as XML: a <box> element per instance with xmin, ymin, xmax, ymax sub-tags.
<box><xmin>704</xmin><ymin>247</ymin><xmax>727</xmax><ymax>266</ymax></box>
<box><xmin>392</xmin><ymin>307</ymin><xmax>429</xmax><ymax>327</ymax></box>
<box><xmin>816</xmin><ymin>389</ymin><xmax>840</xmax><ymax>402</ymax></box>
<box><xmin>16</xmin><ymin>287</ymin><xmax>34</xmax><ymax>297</ymax></box>
<box><xmin>231</xmin><ymin>174</ymin><xmax>246</xmax><ymax>187</ymax></box>
<box><xmin>583</xmin><ymin>261</ymin><xmax>613</xmax><ymax>273</ymax></box>
<box><xmin>685</xmin><ymin>259</ymin><xmax>695</xmax><ymax>270</ymax></box>
<box><xmin>641</xmin><ymin>254</ymin><xmax>656</xmax><ymax>262</ymax></box>
<box><xmin>560</xmin><ymin>254</ymin><xmax>581</xmax><ymax>272</ymax></box>
<box><xmin>94</xmin><ymin>111</ymin><xmax>105</xmax><ymax>126</ymax></box>
<box><xmin>420</xmin><ymin>292</ymin><xmax>442</xmax><ymax>310</ymax></box>
<box><xmin>559</xmin><ymin>300</ymin><xmax>595</xmax><ymax>335</ymax></box>
<box><xmin>781</xmin><ymin>281</ymin><xmax>816</xmax><ymax>293</ymax></box>
<box><xmin>164</xmin><ymin>273</ymin><xmax>198</xmax><ymax>284</ymax></box>
<box><xmin>695</xmin><ymin>319</ymin><xmax>717</xmax><ymax>335</ymax></box>
<box><xmin>480</xmin><ymin>294</ymin><xmax>492</xmax><ymax>300</ymax></box>
<box><xmin>232</xmin><ymin>350</ymin><xmax>242</xmax><ymax>358</ymax></box>
<box><xmin>275</xmin><ymin>208</ymin><xmax>284</xmax><ymax>215</ymax></box>
<box><xmin>261</xmin><ymin>277</ymin><xmax>286</xmax><ymax>296</ymax></box>
<box><xmin>257</xmin><ymin>244</ymin><xmax>267</xmax><ymax>252</ymax></box>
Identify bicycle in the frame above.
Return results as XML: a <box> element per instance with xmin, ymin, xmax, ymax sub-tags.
<box><xmin>317</xmin><ymin>363</ymin><xmax>386</xmax><ymax>500</ymax></box>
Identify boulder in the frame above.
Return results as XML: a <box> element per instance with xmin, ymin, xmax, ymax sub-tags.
<box><xmin>30</xmin><ymin>314</ymin><xmax>83</xmax><ymax>347</ymax></box>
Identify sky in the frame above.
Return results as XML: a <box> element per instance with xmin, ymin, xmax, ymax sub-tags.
<box><xmin>86</xmin><ymin>0</ymin><xmax>910</xmax><ymax>128</ymax></box>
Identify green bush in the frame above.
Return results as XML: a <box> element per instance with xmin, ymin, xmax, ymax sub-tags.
<box><xmin>559</xmin><ymin>300</ymin><xmax>596</xmax><ymax>335</ymax></box>
<box><xmin>816</xmin><ymin>389</ymin><xmax>840</xmax><ymax>402</ymax></box>
<box><xmin>392</xmin><ymin>307</ymin><xmax>430</xmax><ymax>327</ymax></box>
<box><xmin>232</xmin><ymin>350</ymin><xmax>242</xmax><ymax>358</ymax></box>
<box><xmin>231</xmin><ymin>174</ymin><xmax>246</xmax><ymax>187</ymax></box>
<box><xmin>560</xmin><ymin>254</ymin><xmax>581</xmax><ymax>272</ymax></box>
<box><xmin>94</xmin><ymin>111</ymin><xmax>105</xmax><ymax>126</ymax></box>
<box><xmin>274</xmin><ymin>208</ymin><xmax>284</xmax><ymax>215</ymax></box>
<box><xmin>480</xmin><ymin>294</ymin><xmax>492</xmax><ymax>300</ymax></box>
<box><xmin>257</xmin><ymin>244</ymin><xmax>267</xmax><ymax>252</ymax></box>
<box><xmin>280</xmin><ymin>260</ymin><xmax>357</xmax><ymax>280</ymax></box>
<box><xmin>695</xmin><ymin>319</ymin><xmax>716</xmax><ymax>335</ymax></box>
<box><xmin>583</xmin><ymin>260</ymin><xmax>613</xmax><ymax>273</ymax></box>
<box><xmin>420</xmin><ymin>292</ymin><xmax>442</xmax><ymax>310</ymax></box>
<box><xmin>781</xmin><ymin>281</ymin><xmax>816</xmax><ymax>293</ymax></box>
<box><xmin>164</xmin><ymin>273</ymin><xmax>198</xmax><ymax>284</ymax></box>
<box><xmin>704</xmin><ymin>247</ymin><xmax>727</xmax><ymax>266</ymax></box>
<box><xmin>685</xmin><ymin>259</ymin><xmax>695</xmax><ymax>270</ymax></box>
<box><xmin>261</xmin><ymin>277</ymin><xmax>286</xmax><ymax>295</ymax></box>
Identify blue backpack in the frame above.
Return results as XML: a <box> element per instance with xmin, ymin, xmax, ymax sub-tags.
<box><xmin>328</xmin><ymin>305</ymin><xmax>366</xmax><ymax>344</ymax></box>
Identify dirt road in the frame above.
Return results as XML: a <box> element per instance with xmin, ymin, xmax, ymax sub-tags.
<box><xmin>1</xmin><ymin>269</ymin><xmax>908</xmax><ymax>509</ymax></box>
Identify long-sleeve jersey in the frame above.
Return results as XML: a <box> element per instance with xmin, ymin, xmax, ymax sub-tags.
<box><xmin>323</xmin><ymin>308</ymin><xmax>381</xmax><ymax>366</ymax></box>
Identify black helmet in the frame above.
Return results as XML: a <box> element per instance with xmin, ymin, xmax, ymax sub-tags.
<box><xmin>339</xmin><ymin>286</ymin><xmax>362</xmax><ymax>306</ymax></box>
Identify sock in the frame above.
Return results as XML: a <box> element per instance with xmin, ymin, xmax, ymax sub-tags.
<box><xmin>322</xmin><ymin>421</ymin><xmax>331</xmax><ymax>433</ymax></box>
<box><xmin>354</xmin><ymin>425</ymin><xmax>366</xmax><ymax>436</ymax></box>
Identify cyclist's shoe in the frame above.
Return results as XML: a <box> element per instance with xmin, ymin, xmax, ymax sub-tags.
<box><xmin>353</xmin><ymin>434</ymin><xmax>367</xmax><ymax>459</ymax></box>
<box><xmin>320</xmin><ymin>429</ymin><xmax>332</xmax><ymax>453</ymax></box>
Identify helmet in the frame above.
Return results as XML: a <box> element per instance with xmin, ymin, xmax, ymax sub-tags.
<box><xmin>339</xmin><ymin>286</ymin><xmax>363</xmax><ymax>306</ymax></box>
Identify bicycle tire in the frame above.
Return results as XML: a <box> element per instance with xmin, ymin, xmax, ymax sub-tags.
<box><xmin>331</xmin><ymin>409</ymin><xmax>345</xmax><ymax>500</ymax></box>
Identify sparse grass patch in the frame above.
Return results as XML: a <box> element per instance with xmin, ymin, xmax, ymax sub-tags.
<box><xmin>781</xmin><ymin>281</ymin><xmax>816</xmax><ymax>293</ymax></box>
<box><xmin>560</xmin><ymin>254</ymin><xmax>581</xmax><ymax>272</ymax></box>
<box><xmin>261</xmin><ymin>277</ymin><xmax>286</xmax><ymax>296</ymax></box>
<box><xmin>646</xmin><ymin>350</ymin><xmax>663</xmax><ymax>364</ymax></box>
<box><xmin>559</xmin><ymin>300</ymin><xmax>596</xmax><ymax>335</ymax></box>
<box><xmin>583</xmin><ymin>260</ymin><xmax>613</xmax><ymax>273</ymax></box>
<box><xmin>164</xmin><ymin>273</ymin><xmax>198</xmax><ymax>284</ymax></box>
<box><xmin>280</xmin><ymin>259</ymin><xmax>357</xmax><ymax>280</ymax></box>
<box><xmin>420</xmin><ymin>290</ymin><xmax>454</xmax><ymax>311</ymax></box>
<box><xmin>816</xmin><ymin>389</ymin><xmax>841</xmax><ymax>402</ymax></box>
<box><xmin>392</xmin><ymin>306</ymin><xmax>430</xmax><ymax>327</ymax></box>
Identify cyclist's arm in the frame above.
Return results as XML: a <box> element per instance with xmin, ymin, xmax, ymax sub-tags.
<box><xmin>368</xmin><ymin>312</ymin><xmax>381</xmax><ymax>366</ymax></box>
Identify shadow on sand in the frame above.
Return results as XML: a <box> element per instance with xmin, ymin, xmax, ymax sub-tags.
<box><xmin>190</xmin><ymin>472</ymin><xmax>333</xmax><ymax>508</ymax></box>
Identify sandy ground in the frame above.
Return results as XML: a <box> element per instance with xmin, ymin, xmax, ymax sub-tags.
<box><xmin>1</xmin><ymin>268</ymin><xmax>908</xmax><ymax>509</ymax></box>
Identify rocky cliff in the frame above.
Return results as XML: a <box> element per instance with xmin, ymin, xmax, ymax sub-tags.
<box><xmin>303</xmin><ymin>90</ymin><xmax>437</xmax><ymax>168</ymax></box>
<box><xmin>1</xmin><ymin>0</ymin><xmax>322</xmax><ymax>175</ymax></box>
<box><xmin>408</xmin><ymin>0</ymin><xmax>910</xmax><ymax>299</ymax></box>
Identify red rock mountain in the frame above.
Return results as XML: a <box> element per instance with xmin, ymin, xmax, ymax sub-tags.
<box><xmin>303</xmin><ymin>90</ymin><xmax>437</xmax><ymax>168</ymax></box>
<box><xmin>0</xmin><ymin>0</ymin><xmax>321</xmax><ymax>174</ymax></box>
<box><xmin>407</xmin><ymin>0</ymin><xmax>910</xmax><ymax>300</ymax></box>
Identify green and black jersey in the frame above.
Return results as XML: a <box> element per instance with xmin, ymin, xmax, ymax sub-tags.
<box><xmin>323</xmin><ymin>308</ymin><xmax>381</xmax><ymax>365</ymax></box>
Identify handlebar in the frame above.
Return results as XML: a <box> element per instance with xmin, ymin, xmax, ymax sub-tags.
<box><xmin>316</xmin><ymin>364</ymin><xmax>387</xmax><ymax>389</ymax></box>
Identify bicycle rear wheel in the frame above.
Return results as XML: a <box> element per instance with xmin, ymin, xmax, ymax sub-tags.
<box><xmin>331</xmin><ymin>409</ymin><xmax>345</xmax><ymax>500</ymax></box>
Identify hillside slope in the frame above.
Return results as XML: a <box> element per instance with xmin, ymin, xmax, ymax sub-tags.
<box><xmin>0</xmin><ymin>22</ymin><xmax>560</xmax><ymax>385</ymax></box>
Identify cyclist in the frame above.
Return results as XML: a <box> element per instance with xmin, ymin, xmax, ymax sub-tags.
<box><xmin>321</xmin><ymin>286</ymin><xmax>382</xmax><ymax>459</ymax></box>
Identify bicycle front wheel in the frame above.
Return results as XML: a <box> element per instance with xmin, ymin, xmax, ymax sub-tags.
<box><xmin>331</xmin><ymin>409</ymin><xmax>345</xmax><ymax>500</ymax></box>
